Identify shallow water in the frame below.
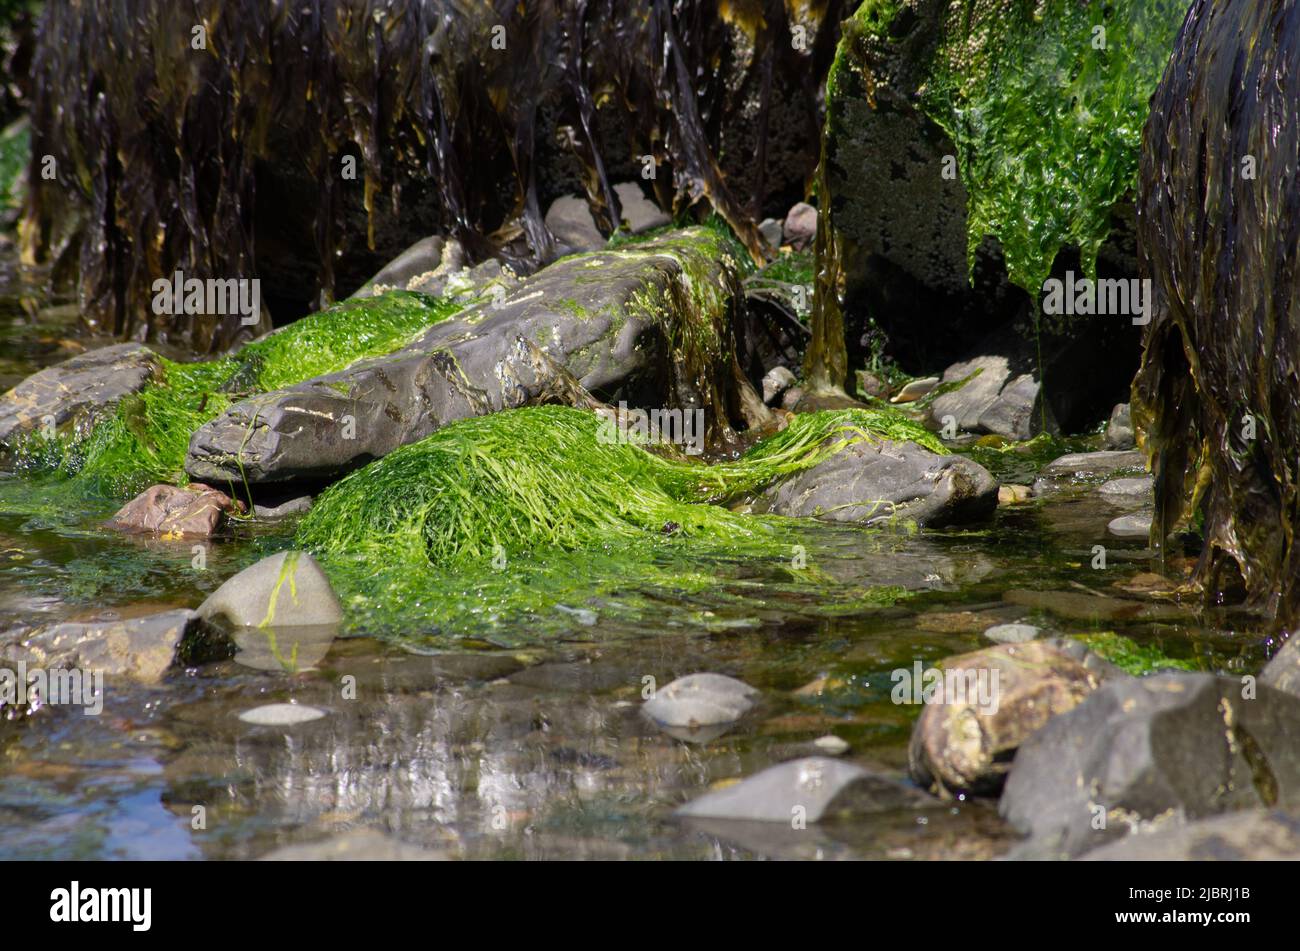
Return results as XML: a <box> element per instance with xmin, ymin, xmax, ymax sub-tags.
<box><xmin>0</xmin><ymin>255</ymin><xmax>1275</xmax><ymax>860</ymax></box>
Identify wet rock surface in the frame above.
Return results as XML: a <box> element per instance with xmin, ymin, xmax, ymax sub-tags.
<box><xmin>186</xmin><ymin>229</ymin><xmax>761</xmax><ymax>485</ymax></box>
<box><xmin>755</xmin><ymin>438</ymin><xmax>998</xmax><ymax>528</ymax></box>
<box><xmin>0</xmin><ymin>609</ymin><xmax>201</xmax><ymax>682</ymax></box>
<box><xmin>0</xmin><ymin>343</ymin><xmax>159</xmax><ymax>446</ymax></box>
<box><xmin>197</xmin><ymin>551</ymin><xmax>342</xmax><ymax>628</ymax></box>
<box><xmin>1082</xmin><ymin>809</ymin><xmax>1300</xmax><ymax>861</ymax></box>
<box><xmin>908</xmin><ymin>640</ymin><xmax>1111</xmax><ymax>797</ymax></box>
<box><xmin>1001</xmin><ymin>673</ymin><xmax>1300</xmax><ymax>858</ymax></box>
<box><xmin>107</xmin><ymin>483</ymin><xmax>241</xmax><ymax>537</ymax></box>
<box><xmin>929</xmin><ymin>355</ymin><xmax>1044</xmax><ymax>440</ymax></box>
<box><xmin>1032</xmin><ymin>450</ymin><xmax>1146</xmax><ymax>495</ymax></box>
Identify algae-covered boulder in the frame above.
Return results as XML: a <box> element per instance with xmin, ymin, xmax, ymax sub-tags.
<box><xmin>186</xmin><ymin>228</ymin><xmax>770</xmax><ymax>486</ymax></box>
<box><xmin>1133</xmin><ymin>0</ymin><xmax>1300</xmax><ymax>626</ymax></box>
<box><xmin>812</xmin><ymin>0</ymin><xmax>1184</xmax><ymax>415</ymax></box>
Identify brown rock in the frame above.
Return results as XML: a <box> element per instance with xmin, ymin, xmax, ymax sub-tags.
<box><xmin>106</xmin><ymin>483</ymin><xmax>241</xmax><ymax>537</ymax></box>
<box><xmin>907</xmin><ymin>640</ymin><xmax>1111</xmax><ymax>797</ymax></box>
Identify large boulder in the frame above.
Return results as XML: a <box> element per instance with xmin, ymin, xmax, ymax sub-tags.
<box><xmin>0</xmin><ymin>343</ymin><xmax>158</xmax><ymax>447</ymax></box>
<box><xmin>908</xmin><ymin>639</ymin><xmax>1113</xmax><ymax>797</ymax></box>
<box><xmin>814</xmin><ymin>0</ymin><xmax>1182</xmax><ymax>407</ymax></box>
<box><xmin>1133</xmin><ymin>0</ymin><xmax>1300</xmax><ymax>626</ymax></box>
<box><xmin>185</xmin><ymin>229</ymin><xmax>768</xmax><ymax>486</ymax></box>
<box><xmin>753</xmin><ymin>438</ymin><xmax>998</xmax><ymax>528</ymax></box>
<box><xmin>1000</xmin><ymin>673</ymin><xmax>1300</xmax><ymax>858</ymax></box>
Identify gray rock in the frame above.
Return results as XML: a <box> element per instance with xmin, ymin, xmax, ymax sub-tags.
<box><xmin>675</xmin><ymin>757</ymin><xmax>930</xmax><ymax>822</ymax></box>
<box><xmin>544</xmin><ymin>182</ymin><xmax>670</xmax><ymax>254</ymax></box>
<box><xmin>929</xmin><ymin>355</ymin><xmax>1046</xmax><ymax>440</ymax></box>
<box><xmin>1000</xmin><ymin>673</ymin><xmax>1300</xmax><ymax>858</ymax></box>
<box><xmin>889</xmin><ymin>376</ymin><xmax>940</xmax><ymax>403</ymax></box>
<box><xmin>1032</xmin><ymin>450</ymin><xmax>1146</xmax><ymax>495</ymax></box>
<box><xmin>1103</xmin><ymin>402</ymin><xmax>1135</xmax><ymax>450</ymax></box>
<box><xmin>545</xmin><ymin>194</ymin><xmax>604</xmax><ymax>252</ymax></box>
<box><xmin>252</xmin><ymin>496</ymin><xmax>314</xmax><ymax>519</ymax></box>
<box><xmin>260</xmin><ymin>828</ymin><xmax>447</xmax><ymax>861</ymax></box>
<box><xmin>983</xmin><ymin>623</ymin><xmax>1041</xmax><ymax>644</ymax></box>
<box><xmin>813</xmin><ymin>735</ymin><xmax>850</xmax><ymax>756</ymax></box>
<box><xmin>1098</xmin><ymin>475</ymin><xmax>1153</xmax><ymax>500</ymax></box>
<box><xmin>908</xmin><ymin>640</ymin><xmax>1108</xmax><ymax>797</ymax></box>
<box><xmin>198</xmin><ymin>551</ymin><xmax>342</xmax><ymax>628</ymax></box>
<box><xmin>754</xmin><ymin>438</ymin><xmax>998</xmax><ymax>528</ymax></box>
<box><xmin>186</xmin><ymin>228</ymin><xmax>762</xmax><ymax>485</ymax></box>
<box><xmin>782</xmin><ymin>202</ymin><xmax>817</xmax><ymax>250</ymax></box>
<box><xmin>0</xmin><ymin>609</ymin><xmax>201</xmax><ymax>683</ymax></box>
<box><xmin>643</xmin><ymin>673</ymin><xmax>759</xmax><ymax>742</ymax></box>
<box><xmin>1108</xmin><ymin>512</ymin><xmax>1152</xmax><ymax>538</ymax></box>
<box><xmin>758</xmin><ymin>218</ymin><xmax>784</xmax><ymax>250</ymax></box>
<box><xmin>780</xmin><ymin>386</ymin><xmax>804</xmax><ymax>411</ymax></box>
<box><xmin>1261</xmin><ymin>636</ymin><xmax>1300</xmax><ymax>699</ymax></box>
<box><xmin>761</xmin><ymin>365</ymin><xmax>797</xmax><ymax>404</ymax></box>
<box><xmin>350</xmin><ymin>236</ymin><xmax>446</xmax><ymax>299</ymax></box>
<box><xmin>0</xmin><ymin>343</ymin><xmax>159</xmax><ymax>446</ymax></box>
<box><xmin>1082</xmin><ymin>809</ymin><xmax>1300</xmax><ymax>861</ymax></box>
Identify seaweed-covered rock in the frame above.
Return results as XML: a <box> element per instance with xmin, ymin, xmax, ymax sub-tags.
<box><xmin>0</xmin><ymin>342</ymin><xmax>159</xmax><ymax>446</ymax></box>
<box><xmin>186</xmin><ymin>229</ymin><xmax>769</xmax><ymax>486</ymax></box>
<box><xmin>811</xmin><ymin>0</ymin><xmax>1183</xmax><ymax>400</ymax></box>
<box><xmin>754</xmin><ymin>438</ymin><xmax>998</xmax><ymax>528</ymax></box>
<box><xmin>1000</xmin><ymin>673</ymin><xmax>1300</xmax><ymax>858</ymax></box>
<box><xmin>1133</xmin><ymin>0</ymin><xmax>1300</xmax><ymax>626</ymax></box>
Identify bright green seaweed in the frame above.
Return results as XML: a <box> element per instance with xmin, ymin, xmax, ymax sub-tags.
<box><xmin>918</xmin><ymin>0</ymin><xmax>1187</xmax><ymax>294</ymax></box>
<box><xmin>10</xmin><ymin>290</ymin><xmax>460</xmax><ymax>497</ymax></box>
<box><xmin>295</xmin><ymin>405</ymin><xmax>941</xmax><ymax>639</ymax></box>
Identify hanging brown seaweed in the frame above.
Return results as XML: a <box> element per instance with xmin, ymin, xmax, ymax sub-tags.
<box><xmin>1134</xmin><ymin>0</ymin><xmax>1300</xmax><ymax>625</ymax></box>
<box><xmin>19</xmin><ymin>0</ymin><xmax>849</xmax><ymax>353</ymax></box>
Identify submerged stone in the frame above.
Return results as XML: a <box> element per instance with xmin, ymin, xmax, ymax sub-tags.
<box><xmin>675</xmin><ymin>757</ymin><xmax>930</xmax><ymax>823</ymax></box>
<box><xmin>642</xmin><ymin>673</ymin><xmax>759</xmax><ymax>742</ymax></box>
<box><xmin>237</xmin><ymin>703</ymin><xmax>327</xmax><ymax>726</ymax></box>
<box><xmin>1031</xmin><ymin>450</ymin><xmax>1146</xmax><ymax>495</ymax></box>
<box><xmin>1082</xmin><ymin>809</ymin><xmax>1300</xmax><ymax>861</ymax></box>
<box><xmin>198</xmin><ymin>551</ymin><xmax>342</xmax><ymax>628</ymax></box>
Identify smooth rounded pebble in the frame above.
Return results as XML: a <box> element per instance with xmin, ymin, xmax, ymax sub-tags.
<box><xmin>1108</xmin><ymin>513</ymin><xmax>1153</xmax><ymax>538</ymax></box>
<box><xmin>238</xmin><ymin>703</ymin><xmax>327</xmax><ymax>726</ymax></box>
<box><xmin>983</xmin><ymin>623</ymin><xmax>1041</xmax><ymax>644</ymax></box>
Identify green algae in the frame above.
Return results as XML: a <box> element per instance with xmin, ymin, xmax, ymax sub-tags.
<box><xmin>294</xmin><ymin>404</ymin><xmax>937</xmax><ymax>640</ymax></box>
<box><xmin>918</xmin><ymin>0</ymin><xmax>1186</xmax><ymax>294</ymax></box>
<box><xmin>0</xmin><ymin>118</ymin><xmax>27</xmax><ymax>215</ymax></box>
<box><xmin>8</xmin><ymin>291</ymin><xmax>460</xmax><ymax>498</ymax></box>
<box><xmin>1073</xmin><ymin>631</ymin><xmax>1200</xmax><ymax>676</ymax></box>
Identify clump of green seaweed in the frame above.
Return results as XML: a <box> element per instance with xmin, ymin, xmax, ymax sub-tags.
<box><xmin>294</xmin><ymin>404</ymin><xmax>940</xmax><ymax>638</ymax></box>
<box><xmin>9</xmin><ymin>290</ymin><xmax>459</xmax><ymax>497</ymax></box>
<box><xmin>918</xmin><ymin>0</ymin><xmax>1187</xmax><ymax>294</ymax></box>
<box><xmin>1073</xmin><ymin>631</ymin><xmax>1200</xmax><ymax>676</ymax></box>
